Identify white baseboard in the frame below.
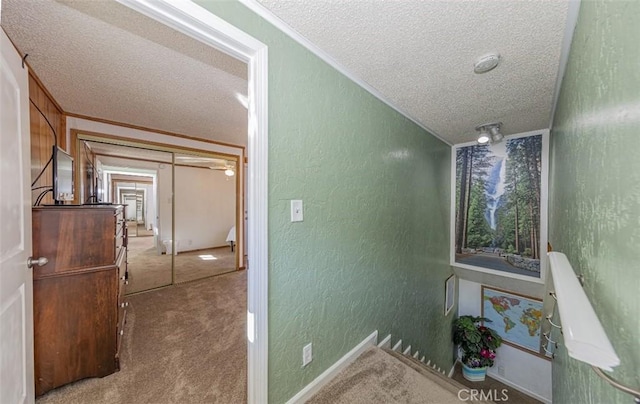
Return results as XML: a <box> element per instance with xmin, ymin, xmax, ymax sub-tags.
<box><xmin>378</xmin><ymin>334</ymin><xmax>391</xmax><ymax>349</ymax></box>
<box><xmin>286</xmin><ymin>330</ymin><xmax>378</xmax><ymax>404</ymax></box>
<box><xmin>447</xmin><ymin>361</ymin><xmax>457</xmax><ymax>378</ymax></box>
<box><xmin>392</xmin><ymin>339</ymin><xmax>402</xmax><ymax>352</ymax></box>
<box><xmin>486</xmin><ymin>370</ymin><xmax>551</xmax><ymax>404</ymax></box>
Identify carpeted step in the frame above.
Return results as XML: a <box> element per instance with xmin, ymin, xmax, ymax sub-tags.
<box><xmin>384</xmin><ymin>348</ymin><xmax>480</xmax><ymax>398</ymax></box>
<box><xmin>306</xmin><ymin>346</ymin><xmax>494</xmax><ymax>404</ymax></box>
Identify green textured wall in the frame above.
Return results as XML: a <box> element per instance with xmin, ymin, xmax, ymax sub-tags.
<box><xmin>194</xmin><ymin>1</ymin><xmax>454</xmax><ymax>402</ymax></box>
<box><xmin>549</xmin><ymin>0</ymin><xmax>640</xmax><ymax>403</ymax></box>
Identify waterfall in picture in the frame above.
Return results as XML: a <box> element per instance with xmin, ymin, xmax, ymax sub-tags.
<box><xmin>485</xmin><ymin>158</ymin><xmax>507</xmax><ymax>231</ymax></box>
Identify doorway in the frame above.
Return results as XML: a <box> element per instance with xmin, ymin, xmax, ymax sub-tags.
<box><xmin>1</xmin><ymin>0</ymin><xmax>269</xmax><ymax>401</ymax></box>
<box><xmin>117</xmin><ymin>3</ymin><xmax>271</xmax><ymax>400</ymax></box>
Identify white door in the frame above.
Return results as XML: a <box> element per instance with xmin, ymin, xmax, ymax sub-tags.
<box><xmin>0</xmin><ymin>28</ymin><xmax>35</xmax><ymax>404</ymax></box>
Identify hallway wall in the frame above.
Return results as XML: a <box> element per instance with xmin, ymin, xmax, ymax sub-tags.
<box><xmin>549</xmin><ymin>1</ymin><xmax>640</xmax><ymax>402</ymax></box>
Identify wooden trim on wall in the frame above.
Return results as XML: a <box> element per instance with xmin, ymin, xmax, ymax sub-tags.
<box><xmin>94</xmin><ymin>153</ymin><xmax>170</xmax><ymax>166</ymax></box>
<box><xmin>66</xmin><ymin>112</ymin><xmax>245</xmax><ymax>150</ymax></box>
<box><xmin>174</xmin><ymin>163</ymin><xmax>231</xmax><ymax>171</ymax></box>
<box><xmin>29</xmin><ymin>72</ymin><xmax>66</xmax><ymax>206</ymax></box>
<box><xmin>27</xmin><ymin>69</ymin><xmax>65</xmax><ymax>113</ymax></box>
<box><xmin>109</xmin><ymin>176</ymin><xmax>153</xmax><ymax>184</ymax></box>
<box><xmin>72</xmin><ymin>129</ymin><xmax>241</xmax><ymax>160</ymax></box>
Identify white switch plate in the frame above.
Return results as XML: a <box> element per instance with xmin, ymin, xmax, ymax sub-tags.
<box><xmin>291</xmin><ymin>200</ymin><xmax>303</xmax><ymax>222</ymax></box>
<box><xmin>302</xmin><ymin>342</ymin><xmax>312</xmax><ymax>367</ymax></box>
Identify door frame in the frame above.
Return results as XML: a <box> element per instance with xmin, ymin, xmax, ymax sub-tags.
<box><xmin>115</xmin><ymin>1</ymin><xmax>269</xmax><ymax>402</ymax></box>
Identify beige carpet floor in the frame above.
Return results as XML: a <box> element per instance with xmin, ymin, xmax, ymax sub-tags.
<box><xmin>307</xmin><ymin>347</ymin><xmax>487</xmax><ymax>404</ymax></box>
<box><xmin>126</xmin><ymin>236</ymin><xmax>237</xmax><ymax>294</ymax></box>
<box><xmin>36</xmin><ymin>271</ymin><xmax>247</xmax><ymax>404</ymax></box>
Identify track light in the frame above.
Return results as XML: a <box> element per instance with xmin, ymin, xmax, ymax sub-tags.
<box><xmin>489</xmin><ymin>126</ymin><xmax>503</xmax><ymax>143</ymax></box>
<box><xmin>475</xmin><ymin>122</ymin><xmax>503</xmax><ymax>144</ymax></box>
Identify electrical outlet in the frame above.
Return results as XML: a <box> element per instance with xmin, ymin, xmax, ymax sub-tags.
<box><xmin>302</xmin><ymin>343</ymin><xmax>312</xmax><ymax>367</ymax></box>
<box><xmin>498</xmin><ymin>366</ymin><xmax>505</xmax><ymax>376</ymax></box>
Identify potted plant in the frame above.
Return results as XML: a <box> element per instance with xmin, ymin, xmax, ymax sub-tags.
<box><xmin>452</xmin><ymin>315</ymin><xmax>503</xmax><ymax>381</ymax></box>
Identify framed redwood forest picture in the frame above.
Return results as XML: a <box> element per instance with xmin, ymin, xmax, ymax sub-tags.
<box><xmin>450</xmin><ymin>131</ymin><xmax>549</xmax><ymax>282</ymax></box>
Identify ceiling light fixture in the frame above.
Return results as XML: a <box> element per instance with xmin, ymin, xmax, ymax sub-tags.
<box><xmin>489</xmin><ymin>125</ymin><xmax>504</xmax><ymax>143</ymax></box>
<box><xmin>475</xmin><ymin>122</ymin><xmax>503</xmax><ymax>144</ymax></box>
<box><xmin>474</xmin><ymin>53</ymin><xmax>501</xmax><ymax>74</ymax></box>
<box><xmin>224</xmin><ymin>168</ymin><xmax>235</xmax><ymax>177</ymax></box>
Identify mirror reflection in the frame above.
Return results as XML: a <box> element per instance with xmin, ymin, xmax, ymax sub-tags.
<box><xmin>174</xmin><ymin>153</ymin><xmax>237</xmax><ymax>283</ymax></box>
<box><xmin>80</xmin><ymin>140</ymin><xmax>239</xmax><ymax>294</ymax></box>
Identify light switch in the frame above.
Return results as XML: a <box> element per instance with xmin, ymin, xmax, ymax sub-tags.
<box><xmin>291</xmin><ymin>200</ymin><xmax>303</xmax><ymax>222</ymax></box>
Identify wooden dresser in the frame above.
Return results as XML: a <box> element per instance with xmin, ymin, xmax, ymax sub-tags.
<box><xmin>32</xmin><ymin>205</ymin><xmax>128</xmax><ymax>396</ymax></box>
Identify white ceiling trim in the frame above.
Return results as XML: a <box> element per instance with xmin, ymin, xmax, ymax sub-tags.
<box><xmin>237</xmin><ymin>0</ymin><xmax>451</xmax><ymax>146</ymax></box>
<box><xmin>548</xmin><ymin>0</ymin><xmax>582</xmax><ymax>130</ymax></box>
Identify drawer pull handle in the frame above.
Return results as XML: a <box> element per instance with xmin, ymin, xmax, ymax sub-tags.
<box><xmin>120</xmin><ymin>329</ymin><xmax>124</xmax><ymax>336</ymax></box>
<box><xmin>121</xmin><ymin>302</ymin><xmax>125</xmax><ymax>308</ymax></box>
<box><xmin>125</xmin><ymin>281</ymin><xmax>129</xmax><ymax>285</ymax></box>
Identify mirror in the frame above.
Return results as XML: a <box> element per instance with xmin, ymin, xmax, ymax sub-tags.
<box><xmin>83</xmin><ymin>141</ymin><xmax>174</xmax><ymax>293</ymax></box>
<box><xmin>173</xmin><ymin>152</ymin><xmax>238</xmax><ymax>283</ymax></box>
<box><xmin>80</xmin><ymin>139</ymin><xmax>240</xmax><ymax>293</ymax></box>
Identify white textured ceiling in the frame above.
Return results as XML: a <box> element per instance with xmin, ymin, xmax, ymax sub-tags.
<box><xmin>257</xmin><ymin>0</ymin><xmax>571</xmax><ymax>144</ymax></box>
<box><xmin>1</xmin><ymin>0</ymin><xmax>571</xmax><ymax>146</ymax></box>
<box><xmin>1</xmin><ymin>0</ymin><xmax>248</xmax><ymax>146</ymax></box>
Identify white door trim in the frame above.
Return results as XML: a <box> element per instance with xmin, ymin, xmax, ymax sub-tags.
<box><xmin>114</xmin><ymin>1</ymin><xmax>268</xmax><ymax>402</ymax></box>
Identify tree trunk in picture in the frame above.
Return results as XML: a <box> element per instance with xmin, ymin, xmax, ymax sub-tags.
<box><xmin>530</xmin><ymin>202</ymin><xmax>538</xmax><ymax>259</ymax></box>
<box><xmin>455</xmin><ymin>148</ymin><xmax>469</xmax><ymax>254</ymax></box>
<box><xmin>523</xmin><ymin>139</ymin><xmax>541</xmax><ymax>259</ymax></box>
<box><xmin>513</xmin><ymin>172</ymin><xmax>520</xmax><ymax>254</ymax></box>
<box><xmin>462</xmin><ymin>148</ymin><xmax>475</xmax><ymax>250</ymax></box>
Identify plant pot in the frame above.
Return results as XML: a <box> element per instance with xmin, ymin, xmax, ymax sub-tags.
<box><xmin>462</xmin><ymin>363</ymin><xmax>487</xmax><ymax>382</ymax></box>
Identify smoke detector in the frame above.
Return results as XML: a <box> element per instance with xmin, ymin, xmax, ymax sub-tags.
<box><xmin>474</xmin><ymin>53</ymin><xmax>501</xmax><ymax>74</ymax></box>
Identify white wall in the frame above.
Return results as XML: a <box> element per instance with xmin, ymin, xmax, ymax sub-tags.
<box><xmin>175</xmin><ymin>166</ymin><xmax>235</xmax><ymax>252</ymax></box>
<box><xmin>458</xmin><ymin>278</ymin><xmax>552</xmax><ymax>403</ymax></box>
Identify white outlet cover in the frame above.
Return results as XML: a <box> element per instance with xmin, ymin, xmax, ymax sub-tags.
<box><xmin>302</xmin><ymin>342</ymin><xmax>312</xmax><ymax>367</ymax></box>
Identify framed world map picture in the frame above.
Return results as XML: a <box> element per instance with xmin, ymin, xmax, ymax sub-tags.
<box><xmin>481</xmin><ymin>286</ymin><xmax>544</xmax><ymax>356</ymax></box>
